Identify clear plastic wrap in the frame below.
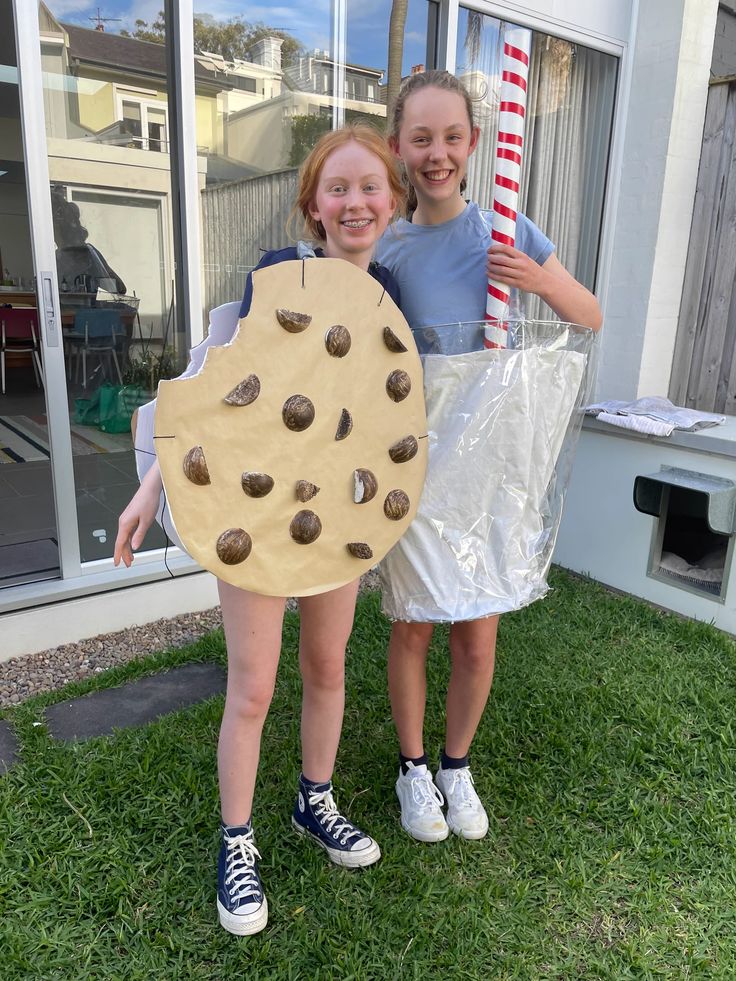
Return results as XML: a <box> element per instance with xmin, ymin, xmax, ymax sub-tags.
<box><xmin>379</xmin><ymin>320</ymin><xmax>595</xmax><ymax>623</ymax></box>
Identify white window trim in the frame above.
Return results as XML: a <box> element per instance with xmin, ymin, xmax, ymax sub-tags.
<box><xmin>454</xmin><ymin>0</ymin><xmax>628</xmax><ymax>52</ymax></box>
<box><xmin>113</xmin><ymin>82</ymin><xmax>159</xmax><ymax>99</ymax></box>
<box><xmin>67</xmin><ymin>184</ymin><xmax>174</xmax><ymax>334</ymax></box>
<box><xmin>114</xmin><ymin>91</ymin><xmax>169</xmax><ymax>152</ymax></box>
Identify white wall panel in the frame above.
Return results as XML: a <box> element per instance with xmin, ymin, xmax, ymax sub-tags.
<box><xmin>596</xmin><ymin>0</ymin><xmax>720</xmax><ymax>400</ymax></box>
<box><xmin>464</xmin><ymin>0</ymin><xmax>633</xmax><ymax>46</ymax></box>
<box><xmin>1</xmin><ymin>572</ymin><xmax>219</xmax><ymax>662</ymax></box>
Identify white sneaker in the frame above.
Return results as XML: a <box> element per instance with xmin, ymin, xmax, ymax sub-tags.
<box><xmin>435</xmin><ymin>766</ymin><xmax>489</xmax><ymax>840</ymax></box>
<box><xmin>395</xmin><ymin>762</ymin><xmax>449</xmax><ymax>842</ymax></box>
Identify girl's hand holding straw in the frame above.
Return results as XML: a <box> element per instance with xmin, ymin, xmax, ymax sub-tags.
<box><xmin>486</xmin><ymin>243</ymin><xmax>547</xmax><ymax>293</ymax></box>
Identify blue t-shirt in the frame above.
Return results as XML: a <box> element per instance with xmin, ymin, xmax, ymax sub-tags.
<box><xmin>375</xmin><ymin>202</ymin><xmax>554</xmax><ymax>330</ymax></box>
<box><xmin>239</xmin><ymin>246</ymin><xmax>401</xmax><ymax>318</ymax></box>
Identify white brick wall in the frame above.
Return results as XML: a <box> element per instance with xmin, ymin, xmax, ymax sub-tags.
<box><xmin>595</xmin><ymin>0</ymin><xmax>719</xmax><ymax>401</ymax></box>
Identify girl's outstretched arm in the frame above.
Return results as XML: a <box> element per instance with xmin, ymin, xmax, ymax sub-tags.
<box><xmin>114</xmin><ymin>461</ymin><xmax>163</xmax><ymax>567</ymax></box>
<box><xmin>487</xmin><ymin>245</ymin><xmax>602</xmax><ymax>331</ymax></box>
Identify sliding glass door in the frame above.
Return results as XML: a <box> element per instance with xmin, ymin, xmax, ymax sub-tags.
<box><xmin>0</xmin><ymin>0</ymin><xmax>59</xmax><ymax>587</ymax></box>
<box><xmin>37</xmin><ymin>3</ymin><xmax>184</xmax><ymax>563</ymax></box>
<box><xmin>1</xmin><ymin>0</ymin><xmax>187</xmax><ymax>599</ymax></box>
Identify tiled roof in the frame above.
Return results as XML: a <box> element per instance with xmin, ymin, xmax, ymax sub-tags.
<box><xmin>61</xmin><ymin>23</ymin><xmax>219</xmax><ymax>83</ymax></box>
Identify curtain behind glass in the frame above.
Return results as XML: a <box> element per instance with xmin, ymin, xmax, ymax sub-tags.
<box><xmin>457</xmin><ymin>11</ymin><xmax>617</xmax><ymax>320</ymax></box>
<box><xmin>522</xmin><ymin>39</ymin><xmax>617</xmax><ymax>318</ymax></box>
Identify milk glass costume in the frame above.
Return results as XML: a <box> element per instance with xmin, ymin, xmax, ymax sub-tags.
<box><xmin>375</xmin><ymin>203</ymin><xmax>587</xmax><ymax>623</ymax></box>
<box><xmin>133</xmin><ymin>244</ymin><xmax>400</xmax><ymax>552</ymax></box>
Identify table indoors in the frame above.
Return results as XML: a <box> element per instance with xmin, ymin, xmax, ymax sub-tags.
<box><xmin>1</xmin><ymin>288</ymin><xmax>141</xmax><ymax>390</ymax></box>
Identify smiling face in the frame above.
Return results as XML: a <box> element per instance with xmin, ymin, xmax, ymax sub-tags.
<box><xmin>308</xmin><ymin>141</ymin><xmax>397</xmax><ymax>268</ymax></box>
<box><xmin>392</xmin><ymin>86</ymin><xmax>480</xmax><ymax>224</ymax></box>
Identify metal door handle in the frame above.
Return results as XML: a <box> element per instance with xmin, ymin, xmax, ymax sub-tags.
<box><xmin>40</xmin><ymin>271</ymin><xmax>60</xmax><ymax>348</ymax></box>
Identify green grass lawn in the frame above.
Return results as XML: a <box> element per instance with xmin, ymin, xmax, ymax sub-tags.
<box><xmin>2</xmin><ymin>569</ymin><xmax>736</xmax><ymax>979</ymax></box>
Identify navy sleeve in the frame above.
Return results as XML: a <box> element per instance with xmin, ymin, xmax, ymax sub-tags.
<box><xmin>370</xmin><ymin>262</ymin><xmax>401</xmax><ymax>309</ymax></box>
<box><xmin>238</xmin><ymin>274</ymin><xmax>254</xmax><ymax>319</ymax></box>
<box><xmin>238</xmin><ymin>249</ymin><xmax>296</xmax><ymax>318</ymax></box>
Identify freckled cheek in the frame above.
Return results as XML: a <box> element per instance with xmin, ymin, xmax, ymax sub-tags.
<box><xmin>376</xmin><ymin>195</ymin><xmax>395</xmax><ymax>222</ymax></box>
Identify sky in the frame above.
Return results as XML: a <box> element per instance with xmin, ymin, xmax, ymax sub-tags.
<box><xmin>49</xmin><ymin>1</ymin><xmax>432</xmax><ymax>77</ymax></box>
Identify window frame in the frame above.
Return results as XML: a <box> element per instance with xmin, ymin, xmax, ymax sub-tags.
<box><xmin>114</xmin><ymin>89</ymin><xmax>170</xmax><ymax>152</ymax></box>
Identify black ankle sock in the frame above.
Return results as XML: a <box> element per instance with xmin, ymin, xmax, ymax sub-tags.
<box><xmin>399</xmin><ymin>752</ymin><xmax>428</xmax><ymax>776</ymax></box>
<box><xmin>440</xmin><ymin>750</ymin><xmax>469</xmax><ymax>771</ymax></box>
<box><xmin>221</xmin><ymin>819</ymin><xmax>251</xmax><ymax>835</ymax></box>
<box><xmin>300</xmin><ymin>773</ymin><xmax>331</xmax><ymax>792</ymax></box>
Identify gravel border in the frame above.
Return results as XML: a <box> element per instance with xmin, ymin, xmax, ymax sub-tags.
<box><xmin>0</xmin><ymin>570</ymin><xmax>382</xmax><ymax>707</ymax></box>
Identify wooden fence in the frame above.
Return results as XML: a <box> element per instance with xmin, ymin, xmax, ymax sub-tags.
<box><xmin>669</xmin><ymin>75</ymin><xmax>736</xmax><ymax>415</ymax></box>
<box><xmin>200</xmin><ymin>168</ymin><xmax>299</xmax><ymax>315</ymax></box>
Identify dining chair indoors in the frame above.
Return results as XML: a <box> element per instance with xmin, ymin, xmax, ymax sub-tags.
<box><xmin>1</xmin><ymin>308</ymin><xmax>44</xmax><ymax>395</ymax></box>
<box><xmin>66</xmin><ymin>308</ymin><xmax>124</xmax><ymax>389</ymax></box>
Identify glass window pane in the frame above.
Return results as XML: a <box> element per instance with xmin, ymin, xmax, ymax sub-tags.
<box><xmin>121</xmin><ymin>101</ymin><xmax>142</xmax><ymax>146</ymax></box>
<box><xmin>347</xmin><ymin>0</ymin><xmax>438</xmax><ymax>73</ymax></box>
<box><xmin>147</xmin><ymin>107</ymin><xmax>167</xmax><ymax>152</ymax></box>
<box><xmin>0</xmin><ymin>2</ymin><xmax>60</xmax><ymax>587</ymax></box>
<box><xmin>456</xmin><ymin>9</ymin><xmax>617</xmax><ymax>314</ymax></box>
<box><xmin>39</xmin><ymin>4</ymin><xmax>185</xmax><ymax>562</ymax></box>
<box><xmin>198</xmin><ymin>2</ymin><xmax>436</xmax><ymax>321</ymax></box>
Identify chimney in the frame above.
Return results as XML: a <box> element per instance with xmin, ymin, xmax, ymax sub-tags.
<box><xmin>250</xmin><ymin>36</ymin><xmax>283</xmax><ymax>72</ymax></box>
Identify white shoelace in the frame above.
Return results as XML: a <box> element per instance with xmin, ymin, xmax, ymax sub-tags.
<box><xmin>409</xmin><ymin>769</ymin><xmax>445</xmax><ymax>810</ymax></box>
<box><xmin>224</xmin><ymin>831</ymin><xmax>262</xmax><ymax>903</ymax></box>
<box><xmin>308</xmin><ymin>789</ymin><xmax>361</xmax><ymax>845</ymax></box>
<box><xmin>443</xmin><ymin>768</ymin><xmax>478</xmax><ymax>811</ymax></box>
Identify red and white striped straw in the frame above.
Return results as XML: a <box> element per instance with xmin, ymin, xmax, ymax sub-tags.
<box><xmin>484</xmin><ymin>26</ymin><xmax>532</xmax><ymax>349</ymax></box>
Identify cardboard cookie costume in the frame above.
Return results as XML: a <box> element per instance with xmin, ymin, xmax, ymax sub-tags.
<box><xmin>154</xmin><ymin>258</ymin><xmax>427</xmax><ymax>596</ymax></box>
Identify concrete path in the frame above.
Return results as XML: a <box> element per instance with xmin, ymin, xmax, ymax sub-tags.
<box><xmin>45</xmin><ymin>662</ymin><xmax>226</xmax><ymax>742</ymax></box>
<box><xmin>0</xmin><ymin>720</ymin><xmax>19</xmax><ymax>774</ymax></box>
<box><xmin>1</xmin><ymin>661</ymin><xmax>226</xmax><ymax>772</ymax></box>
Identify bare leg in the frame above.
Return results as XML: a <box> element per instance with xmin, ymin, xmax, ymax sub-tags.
<box><xmin>298</xmin><ymin>579</ymin><xmax>360</xmax><ymax>783</ymax></box>
<box><xmin>387</xmin><ymin>620</ymin><xmax>435</xmax><ymax>758</ymax></box>
<box><xmin>444</xmin><ymin>616</ymin><xmax>499</xmax><ymax>758</ymax></box>
<box><xmin>217</xmin><ymin>580</ymin><xmax>286</xmax><ymax>826</ymax></box>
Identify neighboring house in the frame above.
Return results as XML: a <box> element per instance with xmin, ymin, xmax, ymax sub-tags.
<box><xmin>38</xmin><ymin>16</ymin><xmax>214</xmax><ymax>342</ymax></box>
<box><xmin>287</xmin><ymin>49</ymin><xmax>384</xmax><ymax>104</ymax></box>
<box><xmin>211</xmin><ymin>44</ymin><xmax>386</xmax><ymax>176</ymax></box>
<box><xmin>2</xmin><ymin>0</ymin><xmax>736</xmax><ymax>657</ymax></box>
<box><xmin>50</xmin><ymin>24</ymin><xmax>386</xmax><ymax>178</ymax></box>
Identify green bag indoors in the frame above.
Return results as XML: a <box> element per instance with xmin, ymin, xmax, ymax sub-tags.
<box><xmin>74</xmin><ymin>383</ymin><xmax>149</xmax><ymax>434</ymax></box>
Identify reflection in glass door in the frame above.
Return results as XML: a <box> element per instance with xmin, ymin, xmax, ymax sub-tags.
<box><xmin>38</xmin><ymin>2</ymin><xmax>185</xmax><ymax>562</ymax></box>
<box><xmin>197</xmin><ymin>1</ymin><xmax>437</xmax><ymax>322</ymax></box>
<box><xmin>455</xmin><ymin>8</ymin><xmax>617</xmax><ymax>315</ymax></box>
<box><xmin>0</xmin><ymin>0</ymin><xmax>59</xmax><ymax>588</ymax></box>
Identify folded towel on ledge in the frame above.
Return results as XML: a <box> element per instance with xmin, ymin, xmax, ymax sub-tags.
<box><xmin>594</xmin><ymin>411</ymin><xmax>675</xmax><ymax>436</ymax></box>
<box><xmin>586</xmin><ymin>396</ymin><xmax>726</xmax><ymax>435</ymax></box>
